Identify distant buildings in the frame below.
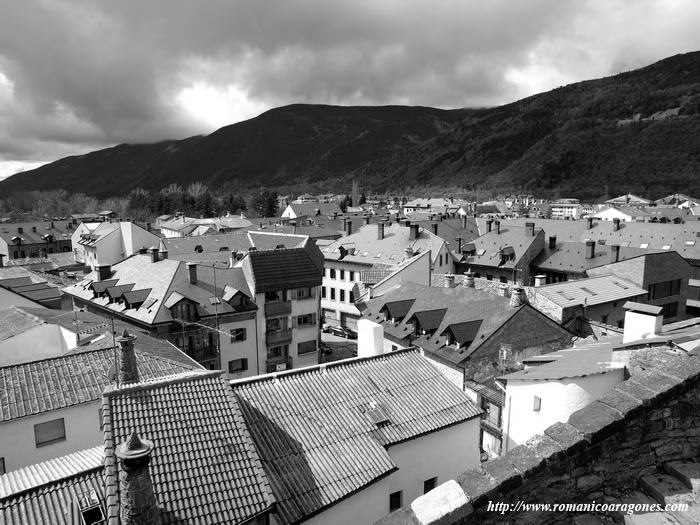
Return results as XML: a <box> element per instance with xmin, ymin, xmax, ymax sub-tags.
<box><xmin>72</xmin><ymin>220</ymin><xmax>161</xmax><ymax>269</ymax></box>
<box><xmin>549</xmin><ymin>198</ymin><xmax>582</xmax><ymax>219</ymax></box>
<box><xmin>157</xmin><ymin>213</ymin><xmax>252</xmax><ymax>238</ymax></box>
<box><xmin>280</xmin><ymin>202</ymin><xmax>343</xmax><ymax>220</ymax></box>
<box><xmin>605</xmin><ymin>193</ymin><xmax>653</xmax><ymax>206</ymax></box>
<box><xmin>0</xmin><ymin>221</ymin><xmax>74</xmax><ymax>261</ymax></box>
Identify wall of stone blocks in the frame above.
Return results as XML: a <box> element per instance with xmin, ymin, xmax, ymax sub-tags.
<box><xmin>377</xmin><ymin>346</ymin><xmax>700</xmax><ymax>525</ymax></box>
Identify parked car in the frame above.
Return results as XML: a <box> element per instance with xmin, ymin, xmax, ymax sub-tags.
<box><xmin>328</xmin><ymin>326</ymin><xmax>357</xmax><ymax>339</ymax></box>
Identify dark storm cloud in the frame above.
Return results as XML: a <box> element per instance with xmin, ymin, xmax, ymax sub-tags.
<box><xmin>1</xmin><ymin>0</ymin><xmax>699</xmax><ymax>179</ymax></box>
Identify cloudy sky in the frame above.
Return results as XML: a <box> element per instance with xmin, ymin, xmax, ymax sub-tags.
<box><xmin>1</xmin><ymin>0</ymin><xmax>699</xmax><ymax>181</ymax></box>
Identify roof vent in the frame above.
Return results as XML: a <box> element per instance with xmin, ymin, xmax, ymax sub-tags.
<box><xmin>365</xmin><ymin>403</ymin><xmax>391</xmax><ymax>427</ymax></box>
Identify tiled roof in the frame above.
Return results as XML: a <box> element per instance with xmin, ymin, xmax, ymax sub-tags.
<box><xmin>0</xmin><ymin>446</ymin><xmax>103</xmax><ymax>499</ymax></box>
<box><xmin>242</xmin><ymin>247</ymin><xmax>322</xmax><ymax>293</ymax></box>
<box><xmin>534</xmin><ymin>275</ymin><xmax>647</xmax><ymax>308</ymax></box>
<box><xmin>231</xmin><ymin>349</ymin><xmax>481</xmax><ymax>524</ymax></box>
<box><xmin>0</xmin><ymin>347</ymin><xmax>199</xmax><ymax>423</ymax></box>
<box><xmin>287</xmin><ymin>202</ymin><xmax>343</xmax><ymax>217</ymax></box>
<box><xmin>0</xmin><ymin>454</ymin><xmax>104</xmax><ymax>525</ymax></box>
<box><xmin>0</xmin><ymin>221</ymin><xmax>75</xmax><ymax>245</ymax></box>
<box><xmin>102</xmin><ymin>370</ymin><xmax>274</xmax><ymax>524</ymax></box>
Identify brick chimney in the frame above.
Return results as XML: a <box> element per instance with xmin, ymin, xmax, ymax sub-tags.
<box><xmin>377</xmin><ymin>222</ymin><xmax>385</xmax><ymax>240</ymax></box>
<box><xmin>611</xmin><ymin>244</ymin><xmax>620</xmax><ymax>263</ymax></box>
<box><xmin>97</xmin><ymin>264</ymin><xmax>112</xmax><ymax>281</ymax></box>
<box><xmin>431</xmin><ymin>223</ymin><xmax>438</xmax><ymax>235</ymax></box>
<box><xmin>444</xmin><ymin>274</ymin><xmax>455</xmax><ymax>288</ymax></box>
<box><xmin>585</xmin><ymin>240</ymin><xmax>595</xmax><ymax>259</ymax></box>
<box><xmin>409</xmin><ymin>224</ymin><xmax>419</xmax><ymax>240</ymax></box>
<box><xmin>116</xmin><ymin>431</ymin><xmax>159</xmax><ymax>525</ymax></box>
<box><xmin>510</xmin><ymin>286</ymin><xmax>527</xmax><ymax>307</ymax></box>
<box><xmin>495</xmin><ymin>220</ymin><xmax>501</xmax><ymax>234</ymax></box>
<box><xmin>548</xmin><ymin>236</ymin><xmax>557</xmax><ymax>250</ymax></box>
<box><xmin>486</xmin><ymin>219</ymin><xmax>493</xmax><ymax>233</ymax></box>
<box><xmin>116</xmin><ymin>330</ymin><xmax>139</xmax><ymax>384</ymax></box>
<box><xmin>149</xmin><ymin>247</ymin><xmax>159</xmax><ymax>263</ymax></box>
<box><xmin>525</xmin><ymin>222</ymin><xmax>535</xmax><ymax>237</ymax></box>
<box><xmin>613</xmin><ymin>218</ymin><xmax>620</xmax><ymax>231</ymax></box>
<box><xmin>186</xmin><ymin>262</ymin><xmax>197</xmax><ymax>285</ymax></box>
<box><xmin>463</xmin><ymin>271</ymin><xmax>475</xmax><ymax>288</ymax></box>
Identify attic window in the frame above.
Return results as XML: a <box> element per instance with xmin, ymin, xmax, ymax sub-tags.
<box><xmin>686</xmin><ymin>241</ymin><xmax>696</xmax><ymax>246</ymax></box>
<box><xmin>375</xmin><ymin>253</ymin><xmax>382</xmax><ymax>258</ymax></box>
<box><xmin>75</xmin><ymin>489</ymin><xmax>105</xmax><ymax>525</ymax></box>
<box><xmin>218</xmin><ymin>246</ymin><xmax>229</xmax><ymax>251</ymax></box>
<box><xmin>366</xmin><ymin>405</ymin><xmax>391</xmax><ymax>427</ymax></box>
<box><xmin>640</xmin><ymin>243</ymin><xmax>649</xmax><ymax>249</ymax></box>
<box><xmin>477</xmin><ymin>249</ymin><xmax>486</xmax><ymax>256</ymax></box>
<box><xmin>143</xmin><ymin>298</ymin><xmax>158</xmax><ymax>309</ymax></box>
<box><xmin>556</xmin><ymin>290</ymin><xmax>575</xmax><ymax>301</ymax></box>
<box><xmin>612</xmin><ymin>281</ymin><xmax>628</xmax><ymax>290</ymax></box>
<box><xmin>662</xmin><ymin>245</ymin><xmax>671</xmax><ymax>250</ymax></box>
<box><xmin>194</xmin><ymin>245</ymin><xmax>203</xmax><ymax>253</ymax></box>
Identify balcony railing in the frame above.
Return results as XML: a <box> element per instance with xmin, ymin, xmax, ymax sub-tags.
<box><xmin>266</xmin><ymin>328</ymin><xmax>293</xmax><ymax>345</ymax></box>
<box><xmin>265</xmin><ymin>301</ymin><xmax>292</xmax><ymax>316</ymax></box>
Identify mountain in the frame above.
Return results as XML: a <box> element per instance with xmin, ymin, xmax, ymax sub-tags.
<box><xmin>3</xmin><ymin>51</ymin><xmax>700</xmax><ymax>199</ymax></box>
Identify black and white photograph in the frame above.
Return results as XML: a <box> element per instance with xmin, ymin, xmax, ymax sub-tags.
<box><xmin>0</xmin><ymin>1</ymin><xmax>699</xmax><ymax>524</ymax></box>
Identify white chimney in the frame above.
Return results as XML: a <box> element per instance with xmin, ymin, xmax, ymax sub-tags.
<box><xmin>357</xmin><ymin>319</ymin><xmax>384</xmax><ymax>357</ymax></box>
<box><xmin>622</xmin><ymin>301</ymin><xmax>663</xmax><ymax>344</ymax></box>
<box><xmin>534</xmin><ymin>275</ymin><xmax>547</xmax><ymax>287</ymax></box>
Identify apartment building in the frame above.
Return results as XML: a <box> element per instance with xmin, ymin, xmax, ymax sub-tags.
<box><xmin>549</xmin><ymin>198</ymin><xmax>582</xmax><ymax>219</ymax></box>
<box><xmin>72</xmin><ymin>220</ymin><xmax>161</xmax><ymax>268</ymax></box>
<box><xmin>0</xmin><ymin>221</ymin><xmax>74</xmax><ymax>261</ymax></box>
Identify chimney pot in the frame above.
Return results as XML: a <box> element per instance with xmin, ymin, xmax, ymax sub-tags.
<box><xmin>495</xmin><ymin>220</ymin><xmax>501</xmax><ymax>234</ymax></box>
<box><xmin>456</xmin><ymin>237</ymin><xmax>462</xmax><ymax>253</ymax></box>
<box><xmin>431</xmin><ymin>223</ymin><xmax>438</xmax><ymax>235</ymax></box>
<box><xmin>145</xmin><ymin>222</ymin><xmax>152</xmax><ymax>232</ymax></box>
<box><xmin>187</xmin><ymin>262</ymin><xmax>197</xmax><ymax>284</ymax></box>
<box><xmin>377</xmin><ymin>222</ymin><xmax>385</xmax><ymax>240</ymax></box>
<box><xmin>585</xmin><ymin>239</ymin><xmax>595</xmax><ymax>259</ymax></box>
<box><xmin>498</xmin><ymin>283</ymin><xmax>509</xmax><ymax>297</ymax></box>
<box><xmin>409</xmin><ymin>224</ymin><xmax>419</xmax><ymax>240</ymax></box>
<box><xmin>534</xmin><ymin>275</ymin><xmax>547</xmax><ymax>287</ymax></box>
<box><xmin>461</xmin><ymin>215</ymin><xmax>467</xmax><ymax>229</ymax></box>
<box><xmin>613</xmin><ymin>218</ymin><xmax>620</xmax><ymax>231</ymax></box>
<box><xmin>158</xmin><ymin>250</ymin><xmax>168</xmax><ymax>260</ymax></box>
<box><xmin>363</xmin><ymin>215</ymin><xmax>371</xmax><ymax>225</ymax></box>
<box><xmin>149</xmin><ymin>247</ymin><xmax>159</xmax><ymax>263</ymax></box>
<box><xmin>587</xmin><ymin>217</ymin><xmax>593</xmax><ymax>229</ymax></box>
<box><xmin>486</xmin><ymin>219</ymin><xmax>493</xmax><ymax>232</ymax></box>
<box><xmin>116</xmin><ymin>330</ymin><xmax>139</xmax><ymax>384</ymax></box>
<box><xmin>0</xmin><ymin>254</ymin><xmax>5</xmax><ymax>267</ymax></box>
<box><xmin>548</xmin><ymin>236</ymin><xmax>557</xmax><ymax>249</ymax></box>
<box><xmin>510</xmin><ymin>286</ymin><xmax>527</xmax><ymax>307</ymax></box>
<box><xmin>97</xmin><ymin>264</ymin><xmax>111</xmax><ymax>281</ymax></box>
<box><xmin>611</xmin><ymin>244</ymin><xmax>620</xmax><ymax>263</ymax></box>
<box><xmin>463</xmin><ymin>271</ymin><xmax>475</xmax><ymax>288</ymax></box>
<box><xmin>444</xmin><ymin>274</ymin><xmax>455</xmax><ymax>288</ymax></box>
<box><xmin>525</xmin><ymin>222</ymin><xmax>535</xmax><ymax>237</ymax></box>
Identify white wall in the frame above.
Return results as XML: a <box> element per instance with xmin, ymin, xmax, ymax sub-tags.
<box><xmin>218</xmin><ymin>316</ymin><xmax>260</xmax><ymax>378</ymax></box>
<box><xmin>0</xmin><ymin>288</ymin><xmax>42</xmax><ymax>309</ymax></box>
<box><xmin>303</xmin><ymin>418</ymin><xmax>481</xmax><ymax>525</ymax></box>
<box><xmin>0</xmin><ymin>324</ymin><xmax>74</xmax><ymax>366</ymax></box>
<box><xmin>321</xmin><ymin>261</ymin><xmax>364</xmax><ymax>325</ymax></box>
<box><xmin>502</xmin><ymin>370</ymin><xmax>624</xmax><ymax>452</ymax></box>
<box><xmin>591</xmin><ymin>208</ymin><xmax>634</xmax><ymax>222</ymax></box>
<box><xmin>0</xmin><ymin>402</ymin><xmax>102</xmax><ymax>472</ymax></box>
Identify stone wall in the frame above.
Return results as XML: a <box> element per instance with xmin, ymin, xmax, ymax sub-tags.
<box><xmin>377</xmin><ymin>345</ymin><xmax>700</xmax><ymax>525</ymax></box>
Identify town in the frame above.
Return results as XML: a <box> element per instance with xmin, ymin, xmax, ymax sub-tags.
<box><xmin>0</xmin><ymin>187</ymin><xmax>698</xmax><ymax>524</ymax></box>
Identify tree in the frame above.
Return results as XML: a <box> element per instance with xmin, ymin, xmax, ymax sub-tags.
<box><xmin>339</xmin><ymin>195</ymin><xmax>352</xmax><ymax>212</ymax></box>
<box><xmin>359</xmin><ymin>192</ymin><xmax>367</xmax><ymax>205</ymax></box>
<box><xmin>249</xmin><ymin>190</ymin><xmax>278</xmax><ymax>217</ymax></box>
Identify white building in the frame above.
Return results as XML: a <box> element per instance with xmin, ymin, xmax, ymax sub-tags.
<box><xmin>550</xmin><ymin>199</ymin><xmax>582</xmax><ymax>219</ymax></box>
<box><xmin>280</xmin><ymin>202</ymin><xmax>343</xmax><ymax>220</ymax></box>
<box><xmin>496</xmin><ymin>345</ymin><xmax>625</xmax><ymax>453</ymax></box>
<box><xmin>158</xmin><ymin>214</ymin><xmax>253</xmax><ymax>238</ymax></box>
<box><xmin>72</xmin><ymin>221</ymin><xmax>162</xmax><ymax>269</ymax></box>
<box><xmin>588</xmin><ymin>205</ymin><xmax>650</xmax><ymax>222</ymax></box>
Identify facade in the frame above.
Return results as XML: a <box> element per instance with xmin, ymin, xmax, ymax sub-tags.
<box><xmin>281</xmin><ymin>202</ymin><xmax>343</xmax><ymax>220</ymax></box>
<box><xmin>588</xmin><ymin>206</ymin><xmax>650</xmax><ymax>222</ymax></box>
<box><xmin>549</xmin><ymin>199</ymin><xmax>582</xmax><ymax>219</ymax></box>
<box><xmin>72</xmin><ymin>220</ymin><xmax>162</xmax><ymax>269</ymax></box>
<box><xmin>320</xmin><ymin>222</ymin><xmax>452</xmax><ymax>328</ymax></box>
<box><xmin>0</xmin><ymin>221</ymin><xmax>74</xmax><ymax>261</ymax></box>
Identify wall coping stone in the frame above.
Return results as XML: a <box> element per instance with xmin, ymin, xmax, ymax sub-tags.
<box><xmin>481</xmin><ymin>457</ymin><xmax>522</xmax><ymax>492</ymax></box>
<box><xmin>410</xmin><ymin>480</ymin><xmax>472</xmax><ymax>525</ymax></box>
<box><xmin>505</xmin><ymin>444</ymin><xmax>547</xmax><ymax>477</ymax></box>
<box><xmin>596</xmin><ymin>388</ymin><xmax>644</xmax><ymax>417</ymax></box>
<box><xmin>543</xmin><ymin>422</ymin><xmax>587</xmax><ymax>454</ymax></box>
<box><xmin>456</xmin><ymin>468</ymin><xmax>499</xmax><ymax>506</ymax></box>
<box><xmin>567</xmin><ymin>400</ymin><xmax>625</xmax><ymax>443</ymax></box>
<box><xmin>524</xmin><ymin>433</ymin><xmax>564</xmax><ymax>461</ymax></box>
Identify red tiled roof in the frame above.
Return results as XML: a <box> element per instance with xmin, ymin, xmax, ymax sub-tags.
<box><xmin>231</xmin><ymin>349</ymin><xmax>481</xmax><ymax>524</ymax></box>
<box><xmin>102</xmin><ymin>370</ymin><xmax>274</xmax><ymax>524</ymax></box>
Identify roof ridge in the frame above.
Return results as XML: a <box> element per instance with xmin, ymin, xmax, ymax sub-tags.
<box><xmin>0</xmin><ymin>345</ymin><xmax>118</xmax><ymax>370</ymax></box>
<box><xmin>103</xmin><ymin>369</ymin><xmax>220</xmax><ymax>397</ymax></box>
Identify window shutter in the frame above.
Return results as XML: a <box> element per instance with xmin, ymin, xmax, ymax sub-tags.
<box><xmin>311</xmin><ymin>313</ymin><xmax>316</xmax><ymax>325</ymax></box>
<box><xmin>291</xmin><ymin>315</ymin><xmax>298</xmax><ymax>328</ymax></box>
<box><xmin>242</xmin><ymin>358</ymin><xmax>248</xmax><ymax>371</ymax></box>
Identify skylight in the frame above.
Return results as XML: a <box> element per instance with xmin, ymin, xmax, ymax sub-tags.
<box><xmin>556</xmin><ymin>290</ymin><xmax>575</xmax><ymax>301</ymax></box>
<box><xmin>477</xmin><ymin>249</ymin><xmax>486</xmax><ymax>256</ymax></box>
<box><xmin>686</xmin><ymin>241</ymin><xmax>696</xmax><ymax>246</ymax></box>
<box><xmin>580</xmin><ymin>287</ymin><xmax>597</xmax><ymax>296</ymax></box>
<box><xmin>662</xmin><ymin>245</ymin><xmax>671</xmax><ymax>250</ymax></box>
<box><xmin>640</xmin><ymin>243</ymin><xmax>649</xmax><ymax>249</ymax></box>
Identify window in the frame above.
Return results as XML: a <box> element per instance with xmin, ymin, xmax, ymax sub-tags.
<box><xmin>34</xmin><ymin>418</ymin><xmax>66</xmax><ymax>447</ymax></box>
<box><xmin>267</xmin><ymin>344</ymin><xmax>288</xmax><ymax>358</ymax></box>
<box><xmin>601</xmin><ymin>315</ymin><xmax>608</xmax><ymax>325</ymax></box>
<box><xmin>661</xmin><ymin>302</ymin><xmax>679</xmax><ymax>319</ymax></box>
<box><xmin>389</xmin><ymin>491</ymin><xmax>403</xmax><ymax>512</ymax></box>
<box><xmin>439</xmin><ymin>254</ymin><xmax>443</xmax><ymax>266</ymax></box>
<box><xmin>424</xmin><ymin>477</ymin><xmax>438</xmax><ymax>494</ymax></box>
<box><xmin>533</xmin><ymin>396</ymin><xmax>541</xmax><ymax>412</ymax></box>
<box><xmin>230</xmin><ymin>328</ymin><xmax>247</xmax><ymax>343</ymax></box>
<box><xmin>297</xmin><ymin>313</ymin><xmax>317</xmax><ymax>327</ymax></box>
<box><xmin>349</xmin><ymin>271</ymin><xmax>355</xmax><ymax>282</ymax></box>
<box><xmin>298</xmin><ymin>340</ymin><xmax>317</xmax><ymax>355</ymax></box>
<box><xmin>0</xmin><ymin>457</ymin><xmax>4</xmax><ymax>475</ymax></box>
<box><xmin>340</xmin><ymin>290</ymin><xmax>346</xmax><ymax>302</ymax></box>
<box><xmin>296</xmin><ymin>286</ymin><xmax>315</xmax><ymax>299</ymax></box>
<box><xmin>340</xmin><ymin>270</ymin><xmax>345</xmax><ymax>280</ymax></box>
<box><xmin>349</xmin><ymin>290</ymin><xmax>354</xmax><ymax>303</ymax></box>
<box><xmin>486</xmin><ymin>275</ymin><xmax>493</xmax><ymax>281</ymax></box>
<box><xmin>499</xmin><ymin>276</ymin><xmax>508</xmax><ymax>283</ymax></box>
<box><xmin>647</xmin><ymin>279</ymin><xmax>681</xmax><ymax>300</ymax></box>
<box><xmin>321</xmin><ymin>286</ymin><xmax>327</xmax><ymax>299</ymax></box>
<box><xmin>330</xmin><ymin>288</ymin><xmax>336</xmax><ymax>300</ymax></box>
<box><xmin>391</xmin><ymin>345</ymin><xmax>398</xmax><ymax>352</ymax></box>
<box><xmin>228</xmin><ymin>358</ymin><xmax>248</xmax><ymax>373</ymax></box>
<box><xmin>330</xmin><ymin>269</ymin><xmax>337</xmax><ymax>279</ymax></box>
<box><xmin>265</xmin><ymin>290</ymin><xmax>286</xmax><ymax>303</ymax></box>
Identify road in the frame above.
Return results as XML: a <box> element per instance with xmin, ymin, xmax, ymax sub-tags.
<box><xmin>320</xmin><ymin>332</ymin><xmax>358</xmax><ymax>363</ymax></box>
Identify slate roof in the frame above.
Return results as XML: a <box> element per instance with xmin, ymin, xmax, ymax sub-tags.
<box><xmin>231</xmin><ymin>349</ymin><xmax>481</xmax><ymax>524</ymax></box>
<box><xmin>0</xmin><ymin>221</ymin><xmax>75</xmax><ymax>245</ymax></box>
<box><xmin>102</xmin><ymin>370</ymin><xmax>275</xmax><ymax>524</ymax></box>
<box><xmin>381</xmin><ymin>299</ymin><xmax>415</xmax><ymax>320</ymax></box>
<box><xmin>533</xmin><ymin>241</ymin><xmax>661</xmax><ymax>275</ymax></box>
<box><xmin>0</xmin><ymin>347</ymin><xmax>199</xmax><ymax>423</ymax></box>
<box><xmin>463</xmin><ymin>225</ymin><xmax>543</xmax><ymax>269</ymax></box>
<box><xmin>0</xmin><ymin>267</ymin><xmax>62</xmax><ymax>306</ymax></box>
<box><xmin>286</xmin><ymin>202</ymin><xmax>343</xmax><ymax>218</ymax></box>
<box><xmin>604</xmin><ymin>193</ymin><xmax>652</xmax><ymax>205</ymax></box>
<box><xmin>241</xmin><ymin>247</ymin><xmax>322</xmax><ymax>293</ymax></box>
<box><xmin>534</xmin><ymin>275</ymin><xmax>647</xmax><ymax>308</ymax></box>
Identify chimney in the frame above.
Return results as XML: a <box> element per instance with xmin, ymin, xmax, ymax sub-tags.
<box><xmin>116</xmin><ymin>431</ymin><xmax>159</xmax><ymax>525</ymax></box>
<box><xmin>525</xmin><ymin>222</ymin><xmax>535</xmax><ymax>237</ymax></box>
<box><xmin>534</xmin><ymin>275</ymin><xmax>547</xmax><ymax>287</ymax></box>
<box><xmin>145</xmin><ymin>222</ymin><xmax>152</xmax><ymax>232</ymax></box>
<box><xmin>377</xmin><ymin>222</ymin><xmax>385</xmax><ymax>240</ymax></box>
<box><xmin>611</xmin><ymin>244</ymin><xmax>620</xmax><ymax>263</ymax></box>
<box><xmin>498</xmin><ymin>283</ymin><xmax>509</xmax><ymax>297</ymax></box>
<box><xmin>345</xmin><ymin>220</ymin><xmax>353</xmax><ymax>236</ymax></box>
<box><xmin>357</xmin><ymin>319</ymin><xmax>384</xmax><ymax>358</ymax></box>
<box><xmin>585</xmin><ymin>240</ymin><xmax>595</xmax><ymax>259</ymax></box>
<box><xmin>548</xmin><ymin>236</ymin><xmax>557</xmax><ymax>249</ymax></box>
<box><xmin>486</xmin><ymin>219</ymin><xmax>493</xmax><ymax>232</ymax></box>
<box><xmin>17</xmin><ymin>227</ymin><xmax>23</xmax><ymax>234</ymax></box>
<box><xmin>149</xmin><ymin>247</ymin><xmax>159</xmax><ymax>263</ymax></box>
<box><xmin>187</xmin><ymin>262</ymin><xmax>197</xmax><ymax>284</ymax></box>
<box><xmin>431</xmin><ymin>223</ymin><xmax>438</xmax><ymax>235</ymax></box>
<box><xmin>363</xmin><ymin>215</ymin><xmax>371</xmax><ymax>225</ymax></box>
<box><xmin>404</xmin><ymin>245</ymin><xmax>414</xmax><ymax>258</ymax></box>
<box><xmin>50</xmin><ymin>221</ymin><xmax>54</xmax><ymax>228</ymax></box>
<box><xmin>138</xmin><ymin>247</ymin><xmax>147</xmax><ymax>255</ymax></box>
<box><xmin>116</xmin><ymin>330</ymin><xmax>139</xmax><ymax>384</ymax></box>
<box><xmin>97</xmin><ymin>264</ymin><xmax>111</xmax><ymax>281</ymax></box>
<box><xmin>158</xmin><ymin>249</ymin><xmax>168</xmax><ymax>260</ymax></box>
<box><xmin>613</xmin><ymin>218</ymin><xmax>620</xmax><ymax>231</ymax></box>
<box><xmin>463</xmin><ymin>271</ymin><xmax>475</xmax><ymax>288</ymax></box>
<box><xmin>0</xmin><ymin>254</ymin><xmax>4</xmax><ymax>267</ymax></box>
<box><xmin>461</xmin><ymin>215</ymin><xmax>467</xmax><ymax>229</ymax></box>
<box><xmin>622</xmin><ymin>302</ymin><xmax>663</xmax><ymax>344</ymax></box>
<box><xmin>456</xmin><ymin>237</ymin><xmax>462</xmax><ymax>253</ymax></box>
<box><xmin>510</xmin><ymin>286</ymin><xmax>527</xmax><ymax>307</ymax></box>
<box><xmin>495</xmin><ymin>220</ymin><xmax>501</xmax><ymax>234</ymax></box>
<box><xmin>409</xmin><ymin>224</ymin><xmax>419</xmax><ymax>240</ymax></box>
<box><xmin>587</xmin><ymin>217</ymin><xmax>593</xmax><ymax>229</ymax></box>
<box><xmin>444</xmin><ymin>274</ymin><xmax>455</xmax><ymax>288</ymax></box>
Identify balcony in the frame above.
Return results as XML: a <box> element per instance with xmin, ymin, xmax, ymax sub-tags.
<box><xmin>265</xmin><ymin>301</ymin><xmax>292</xmax><ymax>316</ymax></box>
<box><xmin>266</xmin><ymin>328</ymin><xmax>293</xmax><ymax>345</ymax></box>
<box><xmin>266</xmin><ymin>356</ymin><xmax>293</xmax><ymax>373</ymax></box>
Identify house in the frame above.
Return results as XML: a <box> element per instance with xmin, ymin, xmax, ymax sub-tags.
<box><xmin>549</xmin><ymin>199</ymin><xmax>582</xmax><ymax>219</ymax></box>
<box><xmin>280</xmin><ymin>202</ymin><xmax>343</xmax><ymax>220</ymax></box>
<box><xmin>588</xmin><ymin>205</ymin><xmax>652</xmax><ymax>222</ymax></box>
<box><xmin>157</xmin><ymin>213</ymin><xmax>252</xmax><ymax>238</ymax></box>
<box><xmin>654</xmin><ymin>193</ymin><xmax>700</xmax><ymax>208</ymax></box>
<box><xmin>0</xmin><ymin>266</ymin><xmax>65</xmax><ymax>309</ymax></box>
<box><xmin>402</xmin><ymin>198</ymin><xmax>459</xmax><ymax>215</ymax></box>
<box><xmin>0</xmin><ymin>221</ymin><xmax>74</xmax><ymax>261</ymax></box>
<box><xmin>64</xmin><ymin>246</ymin><xmax>323</xmax><ymax>377</ymax></box>
<box><xmin>231</xmin><ymin>349</ymin><xmax>483</xmax><ymax>524</ymax></box>
<box><xmin>459</xmin><ymin>221</ymin><xmax>545</xmax><ymax>284</ymax></box>
<box><xmin>0</xmin><ymin>335</ymin><xmax>199</xmax><ymax>473</ymax></box>
<box><xmin>320</xmin><ymin>222</ymin><xmax>453</xmax><ymax>329</ymax></box>
<box><xmin>605</xmin><ymin>193</ymin><xmax>652</xmax><ymax>206</ymax></box>
<box><xmin>72</xmin><ymin>220</ymin><xmax>162</xmax><ymax>269</ymax></box>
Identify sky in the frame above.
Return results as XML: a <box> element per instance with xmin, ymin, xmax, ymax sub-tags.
<box><xmin>1</xmin><ymin>0</ymin><xmax>700</xmax><ymax>182</ymax></box>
